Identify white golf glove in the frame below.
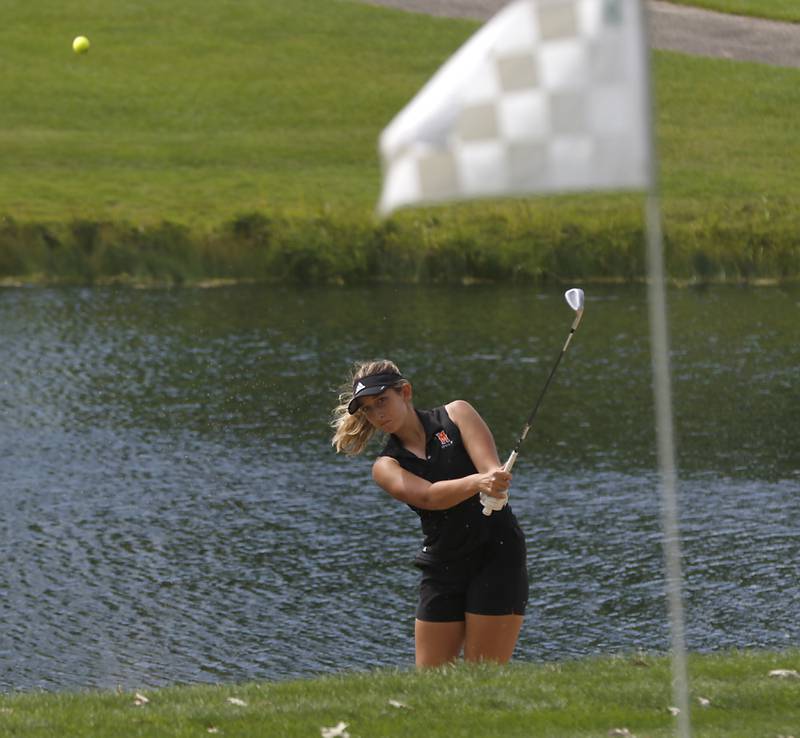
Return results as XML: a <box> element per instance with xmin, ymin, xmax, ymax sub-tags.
<box><xmin>480</xmin><ymin>491</ymin><xmax>508</xmax><ymax>516</ymax></box>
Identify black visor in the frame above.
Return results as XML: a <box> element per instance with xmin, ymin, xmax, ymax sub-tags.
<box><xmin>348</xmin><ymin>371</ymin><xmax>404</xmax><ymax>414</ymax></box>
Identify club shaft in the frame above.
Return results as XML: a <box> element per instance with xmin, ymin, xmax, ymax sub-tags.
<box><xmin>505</xmin><ymin>310</ymin><xmax>583</xmax><ymax>472</ymax></box>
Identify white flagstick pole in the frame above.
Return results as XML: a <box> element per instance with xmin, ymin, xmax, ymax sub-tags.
<box><xmin>639</xmin><ymin>1</ymin><xmax>692</xmax><ymax>735</ymax></box>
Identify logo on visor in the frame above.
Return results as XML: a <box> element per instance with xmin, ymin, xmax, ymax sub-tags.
<box><xmin>435</xmin><ymin>430</ymin><xmax>453</xmax><ymax>448</ymax></box>
<box><xmin>355</xmin><ymin>381</ymin><xmax>366</xmax><ymax>393</ymax></box>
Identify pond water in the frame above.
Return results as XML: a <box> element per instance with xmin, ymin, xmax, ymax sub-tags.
<box><xmin>1</xmin><ymin>284</ymin><xmax>798</xmax><ymax>691</ymax></box>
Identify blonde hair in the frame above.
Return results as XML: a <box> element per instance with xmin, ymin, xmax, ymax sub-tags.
<box><xmin>331</xmin><ymin>359</ymin><xmax>410</xmax><ymax>456</ymax></box>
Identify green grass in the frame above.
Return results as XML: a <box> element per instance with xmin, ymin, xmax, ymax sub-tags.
<box><xmin>0</xmin><ymin>0</ymin><xmax>476</xmax><ymax>226</ymax></box>
<box><xmin>654</xmin><ymin>53</ymin><xmax>800</xmax><ymax>199</ymax></box>
<box><xmin>0</xmin><ymin>0</ymin><xmax>798</xmax><ymax>284</ymax></box>
<box><xmin>0</xmin><ymin>0</ymin><xmax>797</xmax><ymax>224</ymax></box>
<box><xmin>669</xmin><ymin>0</ymin><xmax>800</xmax><ymax>23</ymax></box>
<box><xmin>2</xmin><ymin>651</ymin><xmax>799</xmax><ymax>737</ymax></box>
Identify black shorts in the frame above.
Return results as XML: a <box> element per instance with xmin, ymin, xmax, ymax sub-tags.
<box><xmin>415</xmin><ymin>525</ymin><xmax>528</xmax><ymax>622</ymax></box>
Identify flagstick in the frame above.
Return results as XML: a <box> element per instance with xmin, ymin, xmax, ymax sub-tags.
<box><xmin>640</xmin><ymin>2</ymin><xmax>692</xmax><ymax>736</ymax></box>
<box><xmin>646</xmin><ymin>192</ymin><xmax>692</xmax><ymax>738</ymax></box>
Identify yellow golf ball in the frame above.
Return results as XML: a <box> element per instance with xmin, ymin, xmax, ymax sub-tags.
<box><xmin>72</xmin><ymin>36</ymin><xmax>90</xmax><ymax>55</ymax></box>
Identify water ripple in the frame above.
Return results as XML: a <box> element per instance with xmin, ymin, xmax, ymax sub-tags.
<box><xmin>1</xmin><ymin>285</ymin><xmax>799</xmax><ymax>691</ymax></box>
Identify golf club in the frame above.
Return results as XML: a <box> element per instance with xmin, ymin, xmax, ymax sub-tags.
<box><xmin>482</xmin><ymin>288</ymin><xmax>585</xmax><ymax>516</ymax></box>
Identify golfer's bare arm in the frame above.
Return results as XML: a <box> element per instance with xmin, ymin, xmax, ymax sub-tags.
<box><xmin>445</xmin><ymin>400</ymin><xmax>504</xmax><ymax>474</ymax></box>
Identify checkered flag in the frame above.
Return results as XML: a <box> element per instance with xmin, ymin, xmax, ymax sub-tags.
<box><xmin>378</xmin><ymin>0</ymin><xmax>651</xmax><ymax>215</ymax></box>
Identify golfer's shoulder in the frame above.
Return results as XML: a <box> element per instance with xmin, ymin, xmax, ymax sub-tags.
<box><xmin>444</xmin><ymin>399</ymin><xmax>479</xmax><ymax>422</ymax></box>
<box><xmin>373</xmin><ymin>453</ymin><xmax>394</xmax><ymax>468</ymax></box>
<box><xmin>372</xmin><ymin>454</ymin><xmax>401</xmax><ymax>483</ymax></box>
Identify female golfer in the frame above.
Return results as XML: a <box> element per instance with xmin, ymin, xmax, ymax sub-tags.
<box><xmin>332</xmin><ymin>359</ymin><xmax>528</xmax><ymax>667</ymax></box>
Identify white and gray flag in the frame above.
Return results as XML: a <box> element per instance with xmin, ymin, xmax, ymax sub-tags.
<box><xmin>378</xmin><ymin>0</ymin><xmax>650</xmax><ymax>215</ymax></box>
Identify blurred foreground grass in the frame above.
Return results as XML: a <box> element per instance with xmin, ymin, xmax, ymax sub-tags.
<box><xmin>2</xmin><ymin>650</ymin><xmax>799</xmax><ymax>738</ymax></box>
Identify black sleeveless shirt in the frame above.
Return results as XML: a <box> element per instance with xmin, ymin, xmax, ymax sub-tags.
<box><xmin>378</xmin><ymin>406</ymin><xmax>517</xmax><ymax>565</ymax></box>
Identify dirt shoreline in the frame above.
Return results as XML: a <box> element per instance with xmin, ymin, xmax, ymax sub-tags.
<box><xmin>363</xmin><ymin>0</ymin><xmax>800</xmax><ymax>68</ymax></box>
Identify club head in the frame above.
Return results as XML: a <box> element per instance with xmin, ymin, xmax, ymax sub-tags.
<box><xmin>564</xmin><ymin>288</ymin><xmax>585</xmax><ymax>314</ymax></box>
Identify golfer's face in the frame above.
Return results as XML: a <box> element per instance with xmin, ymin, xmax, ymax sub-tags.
<box><xmin>359</xmin><ymin>390</ymin><xmax>403</xmax><ymax>431</ymax></box>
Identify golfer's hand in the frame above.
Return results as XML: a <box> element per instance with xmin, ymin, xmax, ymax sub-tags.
<box><xmin>477</xmin><ymin>469</ymin><xmax>510</xmax><ymax>515</ymax></box>
<box><xmin>476</xmin><ymin>469</ymin><xmax>511</xmax><ymax>498</ymax></box>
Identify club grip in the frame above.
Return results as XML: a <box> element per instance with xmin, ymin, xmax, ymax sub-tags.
<box><xmin>502</xmin><ymin>450</ymin><xmax>518</xmax><ymax>473</ymax></box>
<box><xmin>481</xmin><ymin>451</ymin><xmax>517</xmax><ymax>516</ymax></box>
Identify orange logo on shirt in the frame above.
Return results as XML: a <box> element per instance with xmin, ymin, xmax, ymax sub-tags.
<box><xmin>435</xmin><ymin>430</ymin><xmax>453</xmax><ymax>448</ymax></box>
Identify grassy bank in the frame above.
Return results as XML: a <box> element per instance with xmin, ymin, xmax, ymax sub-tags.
<box><xmin>2</xmin><ymin>650</ymin><xmax>799</xmax><ymax>737</ymax></box>
<box><xmin>2</xmin><ymin>197</ymin><xmax>797</xmax><ymax>286</ymax></box>
<box><xmin>1</xmin><ymin>0</ymin><xmax>798</xmax><ymax>285</ymax></box>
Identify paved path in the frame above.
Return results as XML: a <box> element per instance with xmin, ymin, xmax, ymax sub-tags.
<box><xmin>364</xmin><ymin>0</ymin><xmax>800</xmax><ymax>68</ymax></box>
